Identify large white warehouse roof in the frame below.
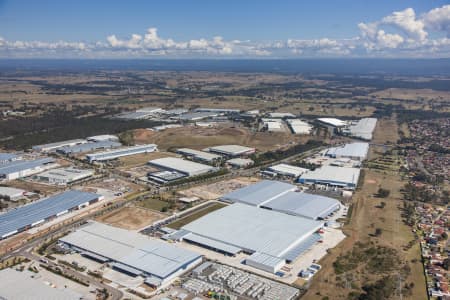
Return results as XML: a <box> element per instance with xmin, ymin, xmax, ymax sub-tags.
<box><xmin>325</xmin><ymin>142</ymin><xmax>369</xmax><ymax>160</ymax></box>
<box><xmin>347</xmin><ymin>118</ymin><xmax>377</xmax><ymax>140</ymax></box>
<box><xmin>317</xmin><ymin>118</ymin><xmax>347</xmax><ymax>127</ymax></box>
<box><xmin>206</xmin><ymin>145</ymin><xmax>255</xmax><ymax>156</ymax></box>
<box><xmin>299</xmin><ymin>165</ymin><xmax>360</xmax><ymax>189</ymax></box>
<box><xmin>261</xmin><ymin>192</ymin><xmax>341</xmax><ymax>220</ymax></box>
<box><xmin>221</xmin><ymin>180</ymin><xmax>297</xmax><ymax>206</ymax></box>
<box><xmin>148</xmin><ymin>157</ymin><xmax>217</xmax><ymax>176</ymax></box>
<box><xmin>267</xmin><ymin>163</ymin><xmax>309</xmax><ymax>177</ymax></box>
<box><xmin>60</xmin><ymin>222</ymin><xmax>201</xmax><ymax>280</ymax></box>
<box><xmin>182</xmin><ymin>203</ymin><xmax>323</xmax><ymax>259</ymax></box>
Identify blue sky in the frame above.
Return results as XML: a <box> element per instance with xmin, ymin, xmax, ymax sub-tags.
<box><xmin>0</xmin><ymin>0</ymin><xmax>449</xmax><ymax>58</ymax></box>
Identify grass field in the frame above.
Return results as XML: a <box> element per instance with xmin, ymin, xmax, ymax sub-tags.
<box><xmin>136</xmin><ymin>197</ymin><xmax>169</xmax><ymax>212</ymax></box>
<box><xmin>166</xmin><ymin>202</ymin><xmax>227</xmax><ymax>229</ymax></box>
<box><xmin>303</xmin><ymin>116</ymin><xmax>426</xmax><ymax>300</ymax></box>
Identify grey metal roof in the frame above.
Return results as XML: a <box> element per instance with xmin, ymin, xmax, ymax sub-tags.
<box><xmin>148</xmin><ymin>157</ymin><xmax>216</xmax><ymax>176</ymax></box>
<box><xmin>0</xmin><ymin>153</ymin><xmax>19</xmax><ymax>162</ymax></box>
<box><xmin>221</xmin><ymin>180</ymin><xmax>297</xmax><ymax>206</ymax></box>
<box><xmin>0</xmin><ymin>157</ymin><xmax>55</xmax><ymax>176</ymax></box>
<box><xmin>60</xmin><ymin>222</ymin><xmax>201</xmax><ymax>279</ymax></box>
<box><xmin>183</xmin><ymin>233</ymin><xmax>242</xmax><ymax>255</ymax></box>
<box><xmin>0</xmin><ymin>190</ymin><xmax>100</xmax><ymax>238</ymax></box>
<box><xmin>116</xmin><ymin>111</ymin><xmax>153</xmax><ymax>119</ymax></box>
<box><xmin>348</xmin><ymin>118</ymin><xmax>377</xmax><ymax>140</ymax></box>
<box><xmin>178</xmin><ymin>111</ymin><xmax>218</xmax><ymax>121</ymax></box>
<box><xmin>177</xmin><ymin>148</ymin><xmax>222</xmax><ymax>161</ymax></box>
<box><xmin>281</xmin><ymin>233</ymin><xmax>322</xmax><ymax>262</ymax></box>
<box><xmin>325</xmin><ymin>142</ymin><xmax>369</xmax><ymax>160</ymax></box>
<box><xmin>246</xmin><ymin>252</ymin><xmax>285</xmax><ymax>269</ymax></box>
<box><xmin>0</xmin><ymin>268</ymin><xmax>82</xmax><ymax>300</ymax></box>
<box><xmin>261</xmin><ymin>192</ymin><xmax>341</xmax><ymax>220</ymax></box>
<box><xmin>299</xmin><ymin>165</ymin><xmax>361</xmax><ymax>187</ymax></box>
<box><xmin>58</xmin><ymin>141</ymin><xmax>121</xmax><ymax>154</ymax></box>
<box><xmin>207</xmin><ymin>145</ymin><xmax>255</xmax><ymax>156</ymax></box>
<box><xmin>86</xmin><ymin>144</ymin><xmax>157</xmax><ymax>162</ymax></box>
<box><xmin>32</xmin><ymin>139</ymin><xmax>87</xmax><ymax>151</ymax></box>
<box><xmin>182</xmin><ymin>203</ymin><xmax>323</xmax><ymax>258</ymax></box>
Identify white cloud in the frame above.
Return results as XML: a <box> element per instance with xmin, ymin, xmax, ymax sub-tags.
<box><xmin>381</xmin><ymin>8</ymin><xmax>427</xmax><ymax>41</ymax></box>
<box><xmin>0</xmin><ymin>4</ymin><xmax>449</xmax><ymax>58</ymax></box>
<box><xmin>423</xmin><ymin>5</ymin><xmax>450</xmax><ymax>37</ymax></box>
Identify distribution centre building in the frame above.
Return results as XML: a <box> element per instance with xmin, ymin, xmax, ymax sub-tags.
<box><xmin>205</xmin><ymin>145</ymin><xmax>256</xmax><ymax>157</ymax></box>
<box><xmin>176</xmin><ymin>148</ymin><xmax>222</xmax><ymax>163</ymax></box>
<box><xmin>221</xmin><ymin>180</ymin><xmax>341</xmax><ymax>220</ymax></box>
<box><xmin>266</xmin><ymin>163</ymin><xmax>309</xmax><ymax>178</ymax></box>
<box><xmin>286</xmin><ymin>119</ymin><xmax>313</xmax><ymax>134</ymax></box>
<box><xmin>325</xmin><ymin>142</ymin><xmax>369</xmax><ymax>161</ymax></box>
<box><xmin>0</xmin><ymin>190</ymin><xmax>102</xmax><ymax>239</ymax></box>
<box><xmin>86</xmin><ymin>144</ymin><xmax>157</xmax><ymax>163</ymax></box>
<box><xmin>59</xmin><ymin>222</ymin><xmax>202</xmax><ymax>287</ymax></box>
<box><xmin>33</xmin><ymin>167</ymin><xmax>94</xmax><ymax>185</ymax></box>
<box><xmin>148</xmin><ymin>157</ymin><xmax>218</xmax><ymax>177</ymax></box>
<box><xmin>298</xmin><ymin>165</ymin><xmax>361</xmax><ymax>190</ymax></box>
<box><xmin>0</xmin><ymin>153</ymin><xmax>21</xmax><ymax>164</ymax></box>
<box><xmin>177</xmin><ymin>203</ymin><xmax>323</xmax><ymax>273</ymax></box>
<box><xmin>0</xmin><ymin>186</ymin><xmax>26</xmax><ymax>201</ymax></box>
<box><xmin>221</xmin><ymin>180</ymin><xmax>297</xmax><ymax>206</ymax></box>
<box><xmin>0</xmin><ymin>157</ymin><xmax>58</xmax><ymax>181</ymax></box>
<box><xmin>32</xmin><ymin>139</ymin><xmax>87</xmax><ymax>152</ymax></box>
<box><xmin>57</xmin><ymin>140</ymin><xmax>122</xmax><ymax>155</ymax></box>
<box><xmin>0</xmin><ymin>268</ymin><xmax>82</xmax><ymax>300</ymax></box>
<box><xmin>345</xmin><ymin>118</ymin><xmax>377</xmax><ymax>141</ymax></box>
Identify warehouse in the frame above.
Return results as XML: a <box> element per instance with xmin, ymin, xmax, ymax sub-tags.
<box><xmin>86</xmin><ymin>144</ymin><xmax>157</xmax><ymax>163</ymax></box>
<box><xmin>226</xmin><ymin>158</ymin><xmax>254</xmax><ymax>168</ymax></box>
<box><xmin>177</xmin><ymin>148</ymin><xmax>222</xmax><ymax>163</ymax></box>
<box><xmin>57</xmin><ymin>140</ymin><xmax>122</xmax><ymax>155</ymax></box>
<box><xmin>346</xmin><ymin>118</ymin><xmax>377</xmax><ymax>140</ymax></box>
<box><xmin>32</xmin><ymin>139</ymin><xmax>87</xmax><ymax>152</ymax></box>
<box><xmin>221</xmin><ymin>180</ymin><xmax>297</xmax><ymax>206</ymax></box>
<box><xmin>59</xmin><ymin>222</ymin><xmax>202</xmax><ymax>286</ymax></box>
<box><xmin>0</xmin><ymin>190</ymin><xmax>102</xmax><ymax>239</ymax></box>
<box><xmin>0</xmin><ymin>153</ymin><xmax>21</xmax><ymax>164</ymax></box>
<box><xmin>33</xmin><ymin>167</ymin><xmax>94</xmax><ymax>185</ymax></box>
<box><xmin>206</xmin><ymin>145</ymin><xmax>256</xmax><ymax>157</ymax></box>
<box><xmin>262</xmin><ymin>119</ymin><xmax>284</xmax><ymax>132</ymax></box>
<box><xmin>178</xmin><ymin>111</ymin><xmax>218</xmax><ymax>121</ymax></box>
<box><xmin>267</xmin><ymin>112</ymin><xmax>296</xmax><ymax>118</ymax></box>
<box><xmin>260</xmin><ymin>192</ymin><xmax>341</xmax><ymax>220</ymax></box>
<box><xmin>116</xmin><ymin>111</ymin><xmax>154</xmax><ymax>120</ymax></box>
<box><xmin>195</xmin><ymin>108</ymin><xmax>240</xmax><ymax>114</ymax></box>
<box><xmin>0</xmin><ymin>268</ymin><xmax>82</xmax><ymax>300</ymax></box>
<box><xmin>0</xmin><ymin>186</ymin><xmax>26</xmax><ymax>201</ymax></box>
<box><xmin>317</xmin><ymin>118</ymin><xmax>347</xmax><ymax>128</ymax></box>
<box><xmin>179</xmin><ymin>203</ymin><xmax>323</xmax><ymax>271</ymax></box>
<box><xmin>325</xmin><ymin>142</ymin><xmax>369</xmax><ymax>161</ymax></box>
<box><xmin>148</xmin><ymin>157</ymin><xmax>217</xmax><ymax>177</ymax></box>
<box><xmin>267</xmin><ymin>163</ymin><xmax>309</xmax><ymax>178</ymax></box>
<box><xmin>87</xmin><ymin>134</ymin><xmax>119</xmax><ymax>142</ymax></box>
<box><xmin>287</xmin><ymin>119</ymin><xmax>313</xmax><ymax>134</ymax></box>
<box><xmin>147</xmin><ymin>170</ymin><xmax>187</xmax><ymax>184</ymax></box>
<box><xmin>136</xmin><ymin>107</ymin><xmax>164</xmax><ymax>114</ymax></box>
<box><xmin>298</xmin><ymin>165</ymin><xmax>361</xmax><ymax>190</ymax></box>
<box><xmin>0</xmin><ymin>157</ymin><xmax>58</xmax><ymax>181</ymax></box>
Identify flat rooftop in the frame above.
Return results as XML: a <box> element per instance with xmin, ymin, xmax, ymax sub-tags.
<box><xmin>182</xmin><ymin>203</ymin><xmax>323</xmax><ymax>259</ymax></box>
<box><xmin>325</xmin><ymin>142</ymin><xmax>369</xmax><ymax>160</ymax></box>
<box><xmin>267</xmin><ymin>163</ymin><xmax>309</xmax><ymax>177</ymax></box>
<box><xmin>261</xmin><ymin>191</ymin><xmax>341</xmax><ymax>220</ymax></box>
<box><xmin>0</xmin><ymin>190</ymin><xmax>101</xmax><ymax>238</ymax></box>
<box><xmin>177</xmin><ymin>148</ymin><xmax>222</xmax><ymax>161</ymax></box>
<box><xmin>60</xmin><ymin>222</ymin><xmax>201</xmax><ymax>279</ymax></box>
<box><xmin>299</xmin><ymin>165</ymin><xmax>361</xmax><ymax>186</ymax></box>
<box><xmin>148</xmin><ymin>157</ymin><xmax>216</xmax><ymax>176</ymax></box>
<box><xmin>317</xmin><ymin>118</ymin><xmax>347</xmax><ymax>127</ymax></box>
<box><xmin>0</xmin><ymin>268</ymin><xmax>82</xmax><ymax>300</ymax></box>
<box><xmin>207</xmin><ymin>145</ymin><xmax>255</xmax><ymax>155</ymax></box>
<box><xmin>0</xmin><ymin>157</ymin><xmax>56</xmax><ymax>176</ymax></box>
<box><xmin>221</xmin><ymin>180</ymin><xmax>297</xmax><ymax>206</ymax></box>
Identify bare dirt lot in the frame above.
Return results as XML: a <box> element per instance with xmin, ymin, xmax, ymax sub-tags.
<box><xmin>177</xmin><ymin>177</ymin><xmax>260</xmax><ymax>200</ymax></box>
<box><xmin>133</xmin><ymin>126</ymin><xmax>306</xmax><ymax>152</ymax></box>
<box><xmin>117</xmin><ymin>151</ymin><xmax>176</xmax><ymax>168</ymax></box>
<box><xmin>96</xmin><ymin>206</ymin><xmax>165</xmax><ymax>230</ymax></box>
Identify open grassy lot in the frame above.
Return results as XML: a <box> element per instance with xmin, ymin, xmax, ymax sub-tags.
<box><xmin>96</xmin><ymin>205</ymin><xmax>165</xmax><ymax>230</ymax></box>
<box><xmin>136</xmin><ymin>197</ymin><xmax>169</xmax><ymax>212</ymax></box>
<box><xmin>133</xmin><ymin>126</ymin><xmax>306</xmax><ymax>152</ymax></box>
<box><xmin>303</xmin><ymin>170</ymin><xmax>426</xmax><ymax>300</ymax></box>
<box><xmin>166</xmin><ymin>202</ymin><xmax>227</xmax><ymax>229</ymax></box>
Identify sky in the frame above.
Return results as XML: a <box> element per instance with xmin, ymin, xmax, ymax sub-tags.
<box><xmin>0</xmin><ymin>0</ymin><xmax>449</xmax><ymax>58</ymax></box>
